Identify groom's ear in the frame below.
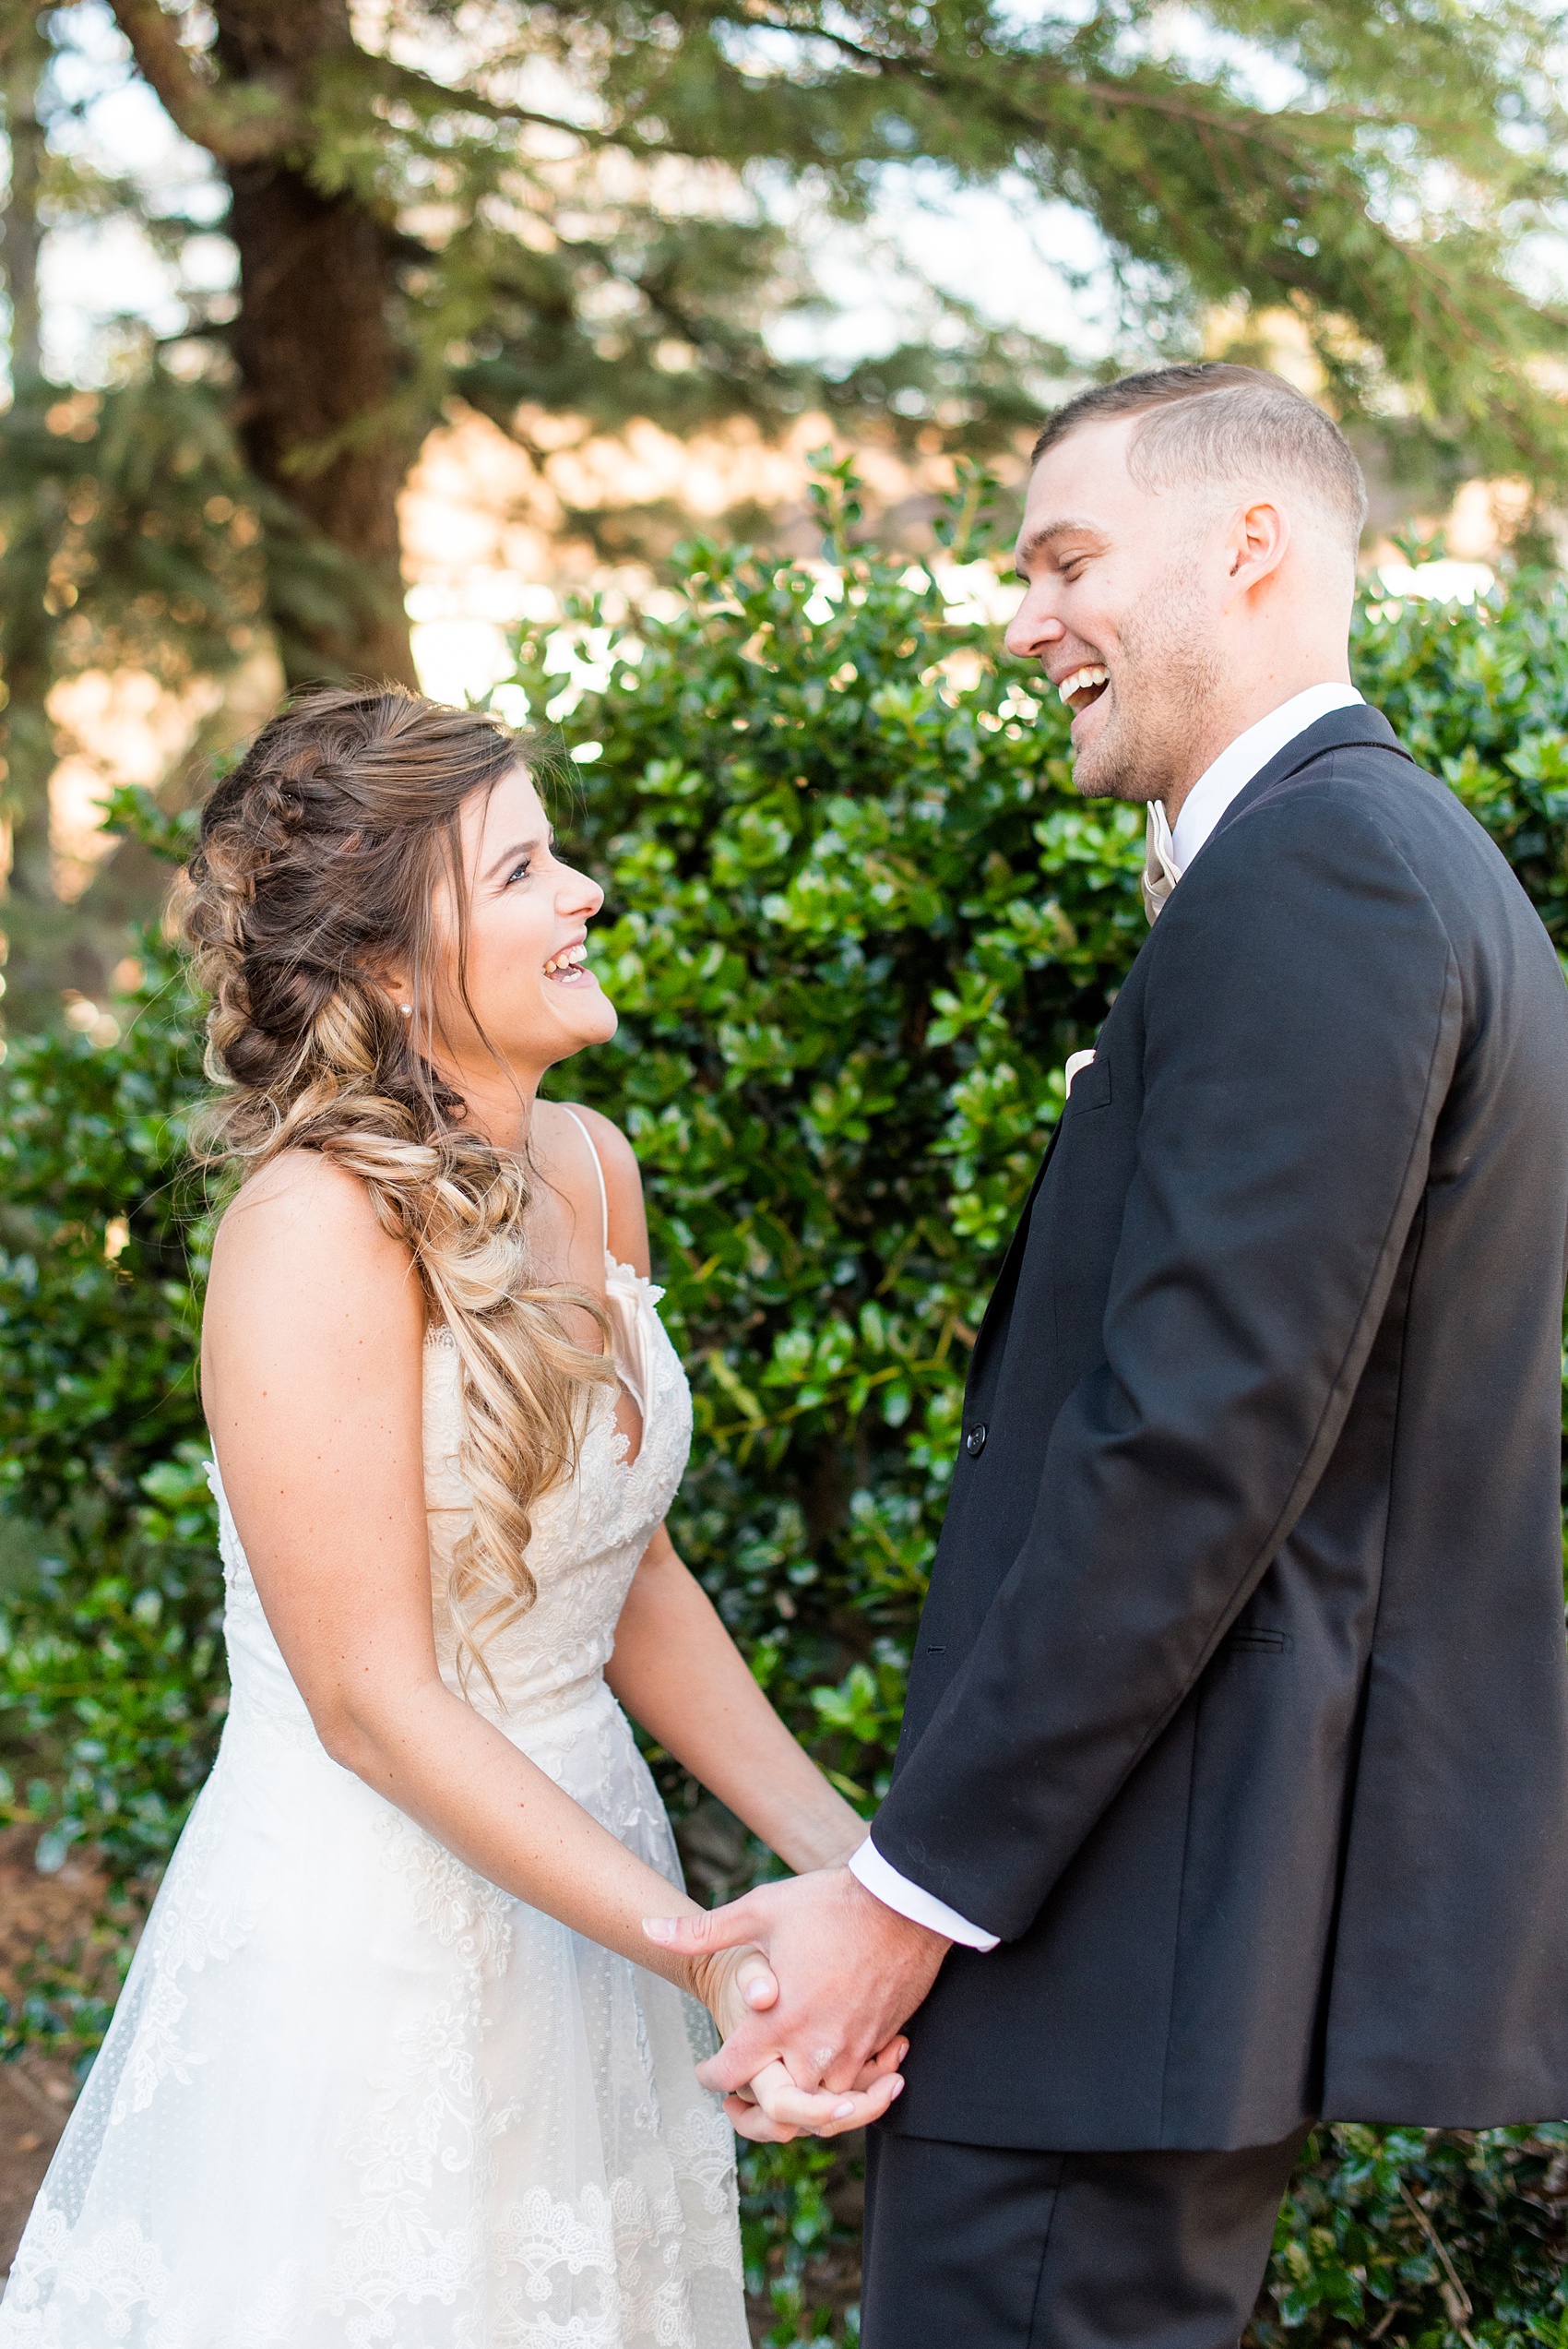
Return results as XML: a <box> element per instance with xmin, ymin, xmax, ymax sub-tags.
<box><xmin>1224</xmin><ymin>497</ymin><xmax>1290</xmax><ymax>597</ymax></box>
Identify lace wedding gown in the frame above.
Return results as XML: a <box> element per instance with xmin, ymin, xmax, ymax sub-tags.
<box><xmin>1</xmin><ymin>1114</ymin><xmax>748</xmax><ymax>2349</ymax></box>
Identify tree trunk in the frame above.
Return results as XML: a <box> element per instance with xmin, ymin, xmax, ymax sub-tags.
<box><xmin>214</xmin><ymin>0</ymin><xmax>418</xmax><ymax>688</ymax></box>
<box><xmin>2</xmin><ymin>5</ymin><xmax>44</xmax><ymax>393</ymax></box>
<box><xmin>0</xmin><ymin>5</ymin><xmax>62</xmax><ymax>1031</ymax></box>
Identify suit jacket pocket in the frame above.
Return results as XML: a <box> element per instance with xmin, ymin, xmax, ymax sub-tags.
<box><xmin>1219</xmin><ymin>1626</ymin><xmax>1293</xmax><ymax>1657</ymax></box>
<box><xmin>1070</xmin><ymin>1055</ymin><xmax>1113</xmax><ymax>1113</ymax></box>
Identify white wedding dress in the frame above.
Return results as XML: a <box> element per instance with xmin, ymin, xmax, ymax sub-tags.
<box><xmin>1</xmin><ymin>1114</ymin><xmax>748</xmax><ymax>2349</ymax></box>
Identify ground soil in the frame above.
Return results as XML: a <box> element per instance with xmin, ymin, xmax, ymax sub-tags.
<box><xmin>0</xmin><ymin>1824</ymin><xmax>108</xmax><ymax>2277</ymax></box>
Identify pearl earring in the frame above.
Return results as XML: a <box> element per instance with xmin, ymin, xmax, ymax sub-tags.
<box><xmin>398</xmin><ymin>1004</ymin><xmax>411</xmax><ymax>1017</ymax></box>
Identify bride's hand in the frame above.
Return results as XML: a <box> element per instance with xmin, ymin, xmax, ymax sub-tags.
<box><xmin>721</xmin><ymin>2035</ymin><xmax>908</xmax><ymax>2143</ymax></box>
<box><xmin>694</xmin><ymin>1945</ymin><xmax>906</xmax><ymax>2142</ymax></box>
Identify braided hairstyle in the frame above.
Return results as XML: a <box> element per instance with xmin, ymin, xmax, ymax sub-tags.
<box><xmin>184</xmin><ymin>684</ymin><xmax>614</xmax><ymax>1698</ymax></box>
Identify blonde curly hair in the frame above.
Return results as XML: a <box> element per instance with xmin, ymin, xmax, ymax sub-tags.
<box><xmin>184</xmin><ymin>684</ymin><xmax>615</xmax><ymax>1698</ymax></box>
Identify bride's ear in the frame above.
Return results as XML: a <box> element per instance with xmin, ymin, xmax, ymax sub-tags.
<box><xmin>368</xmin><ymin>963</ymin><xmax>414</xmax><ymax>1020</ymax></box>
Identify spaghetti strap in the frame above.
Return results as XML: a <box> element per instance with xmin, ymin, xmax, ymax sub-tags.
<box><xmin>559</xmin><ymin>1103</ymin><xmax>610</xmax><ymax>1254</ymax></box>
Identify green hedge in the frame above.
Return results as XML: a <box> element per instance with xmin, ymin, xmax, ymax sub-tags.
<box><xmin>4</xmin><ymin>462</ymin><xmax>1568</xmax><ymax>2342</ymax></box>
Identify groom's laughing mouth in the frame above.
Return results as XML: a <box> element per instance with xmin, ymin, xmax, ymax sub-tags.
<box><xmin>1056</xmin><ymin>662</ymin><xmax>1110</xmax><ymax>735</ymax></box>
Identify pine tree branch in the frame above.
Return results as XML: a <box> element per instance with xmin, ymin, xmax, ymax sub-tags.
<box><xmin>714</xmin><ymin>6</ymin><xmax>1558</xmax><ymax>377</ymax></box>
<box><xmin>727</xmin><ymin>6</ymin><xmax>1368</xmax><ymax>166</ymax></box>
<box><xmin>107</xmin><ymin>0</ymin><xmax>293</xmax><ymax>164</ymax></box>
<box><xmin>709</xmin><ymin>1</ymin><xmax>1559</xmax><ymax>181</ymax></box>
<box><xmin>343</xmin><ymin>52</ymin><xmax>665</xmax><ymax>159</ymax></box>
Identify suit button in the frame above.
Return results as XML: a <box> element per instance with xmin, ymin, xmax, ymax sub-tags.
<box><xmin>965</xmin><ymin>1424</ymin><xmax>988</xmax><ymax>1458</ymax></box>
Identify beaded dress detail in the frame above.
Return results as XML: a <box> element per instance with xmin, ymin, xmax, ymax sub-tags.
<box><xmin>0</xmin><ymin>1112</ymin><xmax>746</xmax><ymax>2349</ymax></box>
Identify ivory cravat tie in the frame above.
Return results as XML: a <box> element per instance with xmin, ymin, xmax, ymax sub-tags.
<box><xmin>1144</xmin><ymin>798</ymin><xmax>1182</xmax><ymax>923</ymax></box>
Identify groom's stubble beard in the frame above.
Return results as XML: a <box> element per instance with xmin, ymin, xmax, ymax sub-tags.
<box><xmin>1071</xmin><ymin>555</ymin><xmax>1223</xmax><ymax>809</ymax></box>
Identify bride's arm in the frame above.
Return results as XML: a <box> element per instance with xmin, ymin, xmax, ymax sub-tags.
<box><xmin>606</xmin><ymin>1532</ymin><xmax>867</xmax><ymax>1876</ymax></box>
<box><xmin>201</xmin><ymin>1150</ymin><xmax>893</xmax><ymax>2140</ymax></box>
<box><xmin>565</xmin><ymin>1103</ymin><xmax>869</xmax><ymax>1878</ymax></box>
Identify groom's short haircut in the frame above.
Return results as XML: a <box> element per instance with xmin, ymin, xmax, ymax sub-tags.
<box><xmin>1032</xmin><ymin>364</ymin><xmax>1368</xmax><ymax>554</ymax></box>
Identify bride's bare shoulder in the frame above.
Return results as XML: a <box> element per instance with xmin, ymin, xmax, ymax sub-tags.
<box><xmin>208</xmin><ymin>1149</ymin><xmax>416</xmax><ymax>1315</ymax></box>
<box><xmin>202</xmin><ymin>1151</ymin><xmax>424</xmax><ymax>1465</ymax></box>
<box><xmin>550</xmin><ymin>1103</ymin><xmax>651</xmax><ymax>1276</ymax></box>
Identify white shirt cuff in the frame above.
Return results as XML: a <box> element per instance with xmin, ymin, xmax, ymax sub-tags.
<box><xmin>848</xmin><ymin>1836</ymin><xmax>1000</xmax><ymax>1951</ymax></box>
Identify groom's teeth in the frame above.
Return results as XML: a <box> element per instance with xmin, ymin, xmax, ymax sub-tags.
<box><xmin>1058</xmin><ymin>665</ymin><xmax>1109</xmax><ymax>705</ymax></box>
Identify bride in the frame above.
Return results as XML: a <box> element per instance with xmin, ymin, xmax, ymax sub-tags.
<box><xmin>1</xmin><ymin>686</ymin><xmax>903</xmax><ymax>2347</ymax></box>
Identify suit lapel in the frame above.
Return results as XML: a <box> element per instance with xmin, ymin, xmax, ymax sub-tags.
<box><xmin>964</xmin><ymin>1072</ymin><xmax>1083</xmax><ymax>1401</ymax></box>
<box><xmin>965</xmin><ymin>1138</ymin><xmax>1052</xmax><ymax>1393</ymax></box>
<box><xmin>964</xmin><ymin>707</ymin><xmax>1409</xmax><ymax>1406</ymax></box>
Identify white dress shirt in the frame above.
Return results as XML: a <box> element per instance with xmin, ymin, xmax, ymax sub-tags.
<box><xmin>849</xmin><ymin>679</ymin><xmax>1364</xmax><ymax>1952</ymax></box>
<box><xmin>1146</xmin><ymin>682</ymin><xmax>1363</xmax><ymax>919</ymax></box>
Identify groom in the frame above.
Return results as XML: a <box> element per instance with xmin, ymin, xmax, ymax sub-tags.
<box><xmin>649</xmin><ymin>363</ymin><xmax>1568</xmax><ymax>2343</ymax></box>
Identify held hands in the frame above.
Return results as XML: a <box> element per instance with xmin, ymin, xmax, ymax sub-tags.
<box><xmin>683</xmin><ymin>1938</ymin><xmax>907</xmax><ymax>2142</ymax></box>
<box><xmin>647</xmin><ymin>1865</ymin><xmax>950</xmax><ymax>2140</ymax></box>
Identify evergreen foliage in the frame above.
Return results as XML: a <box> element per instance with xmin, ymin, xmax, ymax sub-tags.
<box><xmin>4</xmin><ymin>470</ymin><xmax>1568</xmax><ymax>2337</ymax></box>
<box><xmin>5</xmin><ymin>0</ymin><xmax>1568</xmax><ymax>1027</ymax></box>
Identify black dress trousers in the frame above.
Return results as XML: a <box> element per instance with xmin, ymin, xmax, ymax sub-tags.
<box><xmin>860</xmin><ymin>2125</ymin><xmax>1312</xmax><ymax>2349</ymax></box>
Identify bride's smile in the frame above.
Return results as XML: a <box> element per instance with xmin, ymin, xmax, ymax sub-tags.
<box><xmin>385</xmin><ymin>767</ymin><xmax>620</xmax><ymax>1131</ymax></box>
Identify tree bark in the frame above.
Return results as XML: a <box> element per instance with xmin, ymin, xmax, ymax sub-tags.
<box><xmin>2</xmin><ymin>6</ymin><xmax>45</xmax><ymax>392</ymax></box>
<box><xmin>0</xmin><ymin>4</ymin><xmax>62</xmax><ymax>1023</ymax></box>
<box><xmin>212</xmin><ymin>0</ymin><xmax>417</xmax><ymax>687</ymax></box>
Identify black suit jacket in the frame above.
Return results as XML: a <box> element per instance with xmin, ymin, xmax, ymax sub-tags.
<box><xmin>873</xmin><ymin>706</ymin><xmax>1568</xmax><ymax>2152</ymax></box>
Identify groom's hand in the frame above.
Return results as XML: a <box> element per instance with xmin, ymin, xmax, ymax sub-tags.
<box><xmin>645</xmin><ymin>1865</ymin><xmax>949</xmax><ymax>2095</ymax></box>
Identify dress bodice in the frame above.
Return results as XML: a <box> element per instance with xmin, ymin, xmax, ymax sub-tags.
<box><xmin>423</xmin><ymin>1254</ymin><xmax>694</xmax><ymax>1722</ymax></box>
<box><xmin>212</xmin><ymin>1250</ymin><xmax>694</xmax><ymax>1749</ymax></box>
